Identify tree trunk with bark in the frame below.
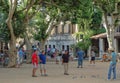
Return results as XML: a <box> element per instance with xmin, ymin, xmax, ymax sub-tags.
<box><xmin>40</xmin><ymin>39</ymin><xmax>46</xmax><ymax>50</ymax></box>
<box><xmin>8</xmin><ymin>39</ymin><xmax>17</xmax><ymax>67</ymax></box>
<box><xmin>24</xmin><ymin>33</ymin><xmax>32</xmax><ymax>64</ymax></box>
<box><xmin>6</xmin><ymin>0</ymin><xmax>17</xmax><ymax>67</ymax></box>
<box><xmin>22</xmin><ymin>0</ymin><xmax>37</xmax><ymax>63</ymax></box>
<box><xmin>103</xmin><ymin>13</ymin><xmax>116</xmax><ymax>49</ymax></box>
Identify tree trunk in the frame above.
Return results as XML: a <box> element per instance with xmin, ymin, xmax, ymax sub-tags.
<box><xmin>40</xmin><ymin>39</ymin><xmax>46</xmax><ymax>50</ymax></box>
<box><xmin>22</xmin><ymin>0</ymin><xmax>36</xmax><ymax>63</ymax></box>
<box><xmin>8</xmin><ymin>39</ymin><xmax>17</xmax><ymax>67</ymax></box>
<box><xmin>106</xmin><ymin>28</ymin><xmax>115</xmax><ymax>49</ymax></box>
<box><xmin>6</xmin><ymin>0</ymin><xmax>17</xmax><ymax>67</ymax></box>
<box><xmin>103</xmin><ymin>13</ymin><xmax>115</xmax><ymax>49</ymax></box>
<box><xmin>6</xmin><ymin>20</ymin><xmax>17</xmax><ymax>67</ymax></box>
<box><xmin>19</xmin><ymin>38</ymin><xmax>25</xmax><ymax>49</ymax></box>
<box><xmin>24</xmin><ymin>33</ymin><xmax>32</xmax><ymax>64</ymax></box>
<box><xmin>0</xmin><ymin>42</ymin><xmax>3</xmax><ymax>53</ymax></box>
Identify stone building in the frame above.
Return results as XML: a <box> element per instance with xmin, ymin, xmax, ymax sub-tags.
<box><xmin>91</xmin><ymin>27</ymin><xmax>120</xmax><ymax>58</ymax></box>
<box><xmin>45</xmin><ymin>21</ymin><xmax>78</xmax><ymax>52</ymax></box>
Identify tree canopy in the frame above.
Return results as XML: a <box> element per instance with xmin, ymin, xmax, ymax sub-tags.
<box><xmin>0</xmin><ymin>0</ymin><xmax>109</xmax><ymax>67</ymax></box>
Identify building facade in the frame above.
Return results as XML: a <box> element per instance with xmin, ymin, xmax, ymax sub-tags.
<box><xmin>45</xmin><ymin>22</ymin><xmax>78</xmax><ymax>52</ymax></box>
<box><xmin>91</xmin><ymin>27</ymin><xmax>120</xmax><ymax>58</ymax></box>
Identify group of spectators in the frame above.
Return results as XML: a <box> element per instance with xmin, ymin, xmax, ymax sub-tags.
<box><xmin>32</xmin><ymin>48</ymin><xmax>73</xmax><ymax>77</ymax></box>
<box><xmin>0</xmin><ymin>46</ymin><xmax>26</xmax><ymax>67</ymax></box>
<box><xmin>0</xmin><ymin>51</ymin><xmax>9</xmax><ymax>66</ymax></box>
<box><xmin>31</xmin><ymin>47</ymin><xmax>85</xmax><ymax>77</ymax></box>
<box><xmin>1</xmin><ymin>45</ymin><xmax>117</xmax><ymax>80</ymax></box>
<box><xmin>32</xmin><ymin>47</ymin><xmax>118</xmax><ymax>80</ymax></box>
<box><xmin>77</xmin><ymin>48</ymin><xmax>118</xmax><ymax>80</ymax></box>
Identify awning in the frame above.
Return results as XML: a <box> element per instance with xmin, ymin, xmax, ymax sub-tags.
<box><xmin>91</xmin><ymin>33</ymin><xmax>106</xmax><ymax>39</ymax></box>
<box><xmin>91</xmin><ymin>32</ymin><xmax>120</xmax><ymax>39</ymax></box>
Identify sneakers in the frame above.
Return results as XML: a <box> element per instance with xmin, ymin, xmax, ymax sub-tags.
<box><xmin>107</xmin><ymin>78</ymin><xmax>116</xmax><ymax>81</ymax></box>
<box><xmin>64</xmin><ymin>73</ymin><xmax>69</xmax><ymax>75</ymax></box>
<box><xmin>44</xmin><ymin>74</ymin><xmax>48</xmax><ymax>76</ymax></box>
<box><xmin>77</xmin><ymin>66</ymin><xmax>79</xmax><ymax>68</ymax></box>
<box><xmin>41</xmin><ymin>74</ymin><xmax>44</xmax><ymax>76</ymax></box>
<box><xmin>77</xmin><ymin>66</ymin><xmax>83</xmax><ymax>68</ymax></box>
<box><xmin>41</xmin><ymin>74</ymin><xmax>48</xmax><ymax>76</ymax></box>
<box><xmin>32</xmin><ymin>75</ymin><xmax>37</xmax><ymax>77</ymax></box>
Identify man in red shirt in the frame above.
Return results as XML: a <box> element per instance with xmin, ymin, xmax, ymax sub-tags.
<box><xmin>32</xmin><ymin>48</ymin><xmax>38</xmax><ymax>77</ymax></box>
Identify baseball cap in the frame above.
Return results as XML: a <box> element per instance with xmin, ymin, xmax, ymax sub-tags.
<box><xmin>108</xmin><ymin>48</ymin><xmax>114</xmax><ymax>51</ymax></box>
<box><xmin>33</xmin><ymin>48</ymin><xmax>37</xmax><ymax>51</ymax></box>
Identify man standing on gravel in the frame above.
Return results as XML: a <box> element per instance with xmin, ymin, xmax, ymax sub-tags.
<box><xmin>39</xmin><ymin>50</ymin><xmax>48</xmax><ymax>76</ymax></box>
<box><xmin>62</xmin><ymin>50</ymin><xmax>70</xmax><ymax>75</ymax></box>
<box><xmin>77</xmin><ymin>49</ymin><xmax>85</xmax><ymax>68</ymax></box>
<box><xmin>32</xmin><ymin>48</ymin><xmax>39</xmax><ymax>77</ymax></box>
<box><xmin>107</xmin><ymin>48</ymin><xmax>117</xmax><ymax>80</ymax></box>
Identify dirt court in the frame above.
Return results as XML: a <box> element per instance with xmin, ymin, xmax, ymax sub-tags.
<box><xmin>0</xmin><ymin>60</ymin><xmax>120</xmax><ymax>83</ymax></box>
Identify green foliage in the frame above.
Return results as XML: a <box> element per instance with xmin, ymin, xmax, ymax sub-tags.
<box><xmin>0</xmin><ymin>0</ymin><xmax>106</xmax><ymax>45</ymax></box>
<box><xmin>95</xmin><ymin>28</ymin><xmax>106</xmax><ymax>34</ymax></box>
<box><xmin>0</xmin><ymin>24</ymin><xmax>10</xmax><ymax>42</ymax></box>
<box><xmin>75</xmin><ymin>29</ymin><xmax>94</xmax><ymax>50</ymax></box>
<box><xmin>0</xmin><ymin>0</ymin><xmax>9</xmax><ymax>13</ymax></box>
<box><xmin>33</xmin><ymin>22</ymin><xmax>48</xmax><ymax>41</ymax></box>
<box><xmin>94</xmin><ymin>0</ymin><xmax>116</xmax><ymax>13</ymax></box>
<box><xmin>0</xmin><ymin>0</ymin><xmax>27</xmax><ymax>42</ymax></box>
<box><xmin>12</xmin><ymin>11</ymin><xmax>26</xmax><ymax>38</ymax></box>
<box><xmin>91</xmin><ymin>6</ymin><xmax>102</xmax><ymax>30</ymax></box>
<box><xmin>71</xmin><ymin>0</ymin><xmax>100</xmax><ymax>50</ymax></box>
<box><xmin>0</xmin><ymin>1</ymin><xmax>9</xmax><ymax>42</ymax></box>
<box><xmin>75</xmin><ymin>0</ymin><xmax>93</xmax><ymax>24</ymax></box>
<box><xmin>32</xmin><ymin>13</ymin><xmax>48</xmax><ymax>41</ymax></box>
<box><xmin>77</xmin><ymin>40</ymin><xmax>91</xmax><ymax>51</ymax></box>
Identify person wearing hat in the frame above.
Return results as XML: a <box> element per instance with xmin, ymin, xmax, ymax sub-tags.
<box><xmin>107</xmin><ymin>47</ymin><xmax>117</xmax><ymax>80</ymax></box>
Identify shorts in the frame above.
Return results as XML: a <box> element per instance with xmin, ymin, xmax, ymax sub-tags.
<box><xmin>91</xmin><ymin>57</ymin><xmax>95</xmax><ymax>61</ymax></box>
<box><xmin>56</xmin><ymin>56</ymin><xmax>61</xmax><ymax>61</ymax></box>
<box><xmin>40</xmin><ymin>63</ymin><xmax>46</xmax><ymax>70</ymax></box>
<box><xmin>33</xmin><ymin>63</ymin><xmax>38</xmax><ymax>68</ymax></box>
<box><xmin>17</xmin><ymin>56</ymin><xmax>23</xmax><ymax>64</ymax></box>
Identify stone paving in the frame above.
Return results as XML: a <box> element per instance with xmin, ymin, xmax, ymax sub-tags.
<box><xmin>0</xmin><ymin>60</ymin><xmax>120</xmax><ymax>83</ymax></box>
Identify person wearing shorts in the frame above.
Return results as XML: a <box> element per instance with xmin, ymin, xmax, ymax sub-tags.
<box><xmin>32</xmin><ymin>48</ymin><xmax>38</xmax><ymax>77</ymax></box>
<box><xmin>39</xmin><ymin>50</ymin><xmax>47</xmax><ymax>76</ymax></box>
<box><xmin>90</xmin><ymin>49</ymin><xmax>96</xmax><ymax>64</ymax></box>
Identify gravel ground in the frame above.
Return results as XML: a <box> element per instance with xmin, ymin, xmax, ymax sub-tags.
<box><xmin>0</xmin><ymin>60</ymin><xmax>120</xmax><ymax>83</ymax></box>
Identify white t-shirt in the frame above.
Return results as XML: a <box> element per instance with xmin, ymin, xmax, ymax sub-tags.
<box><xmin>91</xmin><ymin>51</ymin><xmax>95</xmax><ymax>57</ymax></box>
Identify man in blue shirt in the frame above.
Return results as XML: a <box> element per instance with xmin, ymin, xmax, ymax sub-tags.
<box><xmin>107</xmin><ymin>48</ymin><xmax>117</xmax><ymax>80</ymax></box>
<box><xmin>39</xmin><ymin>50</ymin><xmax>47</xmax><ymax>76</ymax></box>
<box><xmin>77</xmin><ymin>49</ymin><xmax>85</xmax><ymax>68</ymax></box>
